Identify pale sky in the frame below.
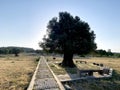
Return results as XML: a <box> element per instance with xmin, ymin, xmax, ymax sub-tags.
<box><xmin>0</xmin><ymin>0</ymin><xmax>120</xmax><ymax>52</ymax></box>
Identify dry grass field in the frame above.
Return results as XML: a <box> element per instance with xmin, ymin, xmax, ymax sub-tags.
<box><xmin>73</xmin><ymin>57</ymin><xmax>120</xmax><ymax>90</ymax></box>
<box><xmin>0</xmin><ymin>54</ymin><xmax>38</xmax><ymax>90</ymax></box>
<box><xmin>47</xmin><ymin>56</ymin><xmax>120</xmax><ymax>90</ymax></box>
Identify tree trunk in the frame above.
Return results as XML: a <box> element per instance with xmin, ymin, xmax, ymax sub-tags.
<box><xmin>61</xmin><ymin>50</ymin><xmax>75</xmax><ymax>67</ymax></box>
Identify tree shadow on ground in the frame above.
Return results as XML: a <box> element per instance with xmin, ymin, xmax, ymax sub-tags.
<box><xmin>59</xmin><ymin>61</ymin><xmax>82</xmax><ymax>86</ymax></box>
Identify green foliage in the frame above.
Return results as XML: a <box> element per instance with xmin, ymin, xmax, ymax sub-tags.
<box><xmin>36</xmin><ymin>57</ymin><xmax>40</xmax><ymax>62</ymax></box>
<box><xmin>117</xmin><ymin>54</ymin><xmax>120</xmax><ymax>58</ymax></box>
<box><xmin>114</xmin><ymin>53</ymin><xmax>120</xmax><ymax>58</ymax></box>
<box><xmin>35</xmin><ymin>50</ymin><xmax>43</xmax><ymax>54</ymax></box>
<box><xmin>0</xmin><ymin>47</ymin><xmax>35</xmax><ymax>55</ymax></box>
<box><xmin>96</xmin><ymin>49</ymin><xmax>114</xmax><ymax>57</ymax></box>
<box><xmin>40</xmin><ymin>12</ymin><xmax>97</xmax><ymax>67</ymax></box>
<box><xmin>40</xmin><ymin>11</ymin><xmax>96</xmax><ymax>55</ymax></box>
<box><xmin>12</xmin><ymin>48</ymin><xmax>20</xmax><ymax>56</ymax></box>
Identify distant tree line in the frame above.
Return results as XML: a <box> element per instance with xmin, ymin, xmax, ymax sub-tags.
<box><xmin>95</xmin><ymin>49</ymin><xmax>114</xmax><ymax>57</ymax></box>
<box><xmin>0</xmin><ymin>47</ymin><xmax>35</xmax><ymax>56</ymax></box>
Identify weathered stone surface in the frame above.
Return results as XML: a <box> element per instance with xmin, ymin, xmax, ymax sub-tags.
<box><xmin>33</xmin><ymin>57</ymin><xmax>60</xmax><ymax>90</ymax></box>
<box><xmin>34</xmin><ymin>78</ymin><xmax>59</xmax><ymax>89</ymax></box>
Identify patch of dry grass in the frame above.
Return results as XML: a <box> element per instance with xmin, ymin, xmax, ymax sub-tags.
<box><xmin>85</xmin><ymin>57</ymin><xmax>120</xmax><ymax>72</ymax></box>
<box><xmin>70</xmin><ymin>57</ymin><xmax>120</xmax><ymax>90</ymax></box>
<box><xmin>47</xmin><ymin>56</ymin><xmax>120</xmax><ymax>90</ymax></box>
<box><xmin>47</xmin><ymin>56</ymin><xmax>101</xmax><ymax>75</ymax></box>
<box><xmin>48</xmin><ymin>56</ymin><xmax>120</xmax><ymax>74</ymax></box>
<box><xmin>47</xmin><ymin>56</ymin><xmax>77</xmax><ymax>75</ymax></box>
<box><xmin>0</xmin><ymin>54</ymin><xmax>38</xmax><ymax>90</ymax></box>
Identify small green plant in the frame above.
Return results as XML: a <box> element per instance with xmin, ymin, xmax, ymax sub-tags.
<box><xmin>36</xmin><ymin>57</ymin><xmax>40</xmax><ymax>62</ymax></box>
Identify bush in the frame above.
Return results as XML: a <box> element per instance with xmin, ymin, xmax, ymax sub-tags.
<box><xmin>36</xmin><ymin>57</ymin><xmax>40</xmax><ymax>62</ymax></box>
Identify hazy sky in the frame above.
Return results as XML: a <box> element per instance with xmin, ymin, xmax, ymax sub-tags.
<box><xmin>0</xmin><ymin>0</ymin><xmax>120</xmax><ymax>52</ymax></box>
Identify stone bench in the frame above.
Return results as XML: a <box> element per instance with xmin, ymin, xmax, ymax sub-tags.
<box><xmin>77</xmin><ymin>68</ymin><xmax>113</xmax><ymax>77</ymax></box>
<box><xmin>77</xmin><ymin>69</ymin><xmax>103</xmax><ymax>77</ymax></box>
<box><xmin>102</xmin><ymin>68</ymin><xmax>113</xmax><ymax>76</ymax></box>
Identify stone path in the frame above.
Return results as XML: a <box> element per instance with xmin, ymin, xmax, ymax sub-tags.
<box><xmin>28</xmin><ymin>56</ymin><xmax>64</xmax><ymax>90</ymax></box>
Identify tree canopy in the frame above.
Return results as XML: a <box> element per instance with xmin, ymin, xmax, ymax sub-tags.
<box><xmin>0</xmin><ymin>47</ymin><xmax>35</xmax><ymax>55</ymax></box>
<box><xmin>40</xmin><ymin>12</ymin><xmax>97</xmax><ymax>67</ymax></box>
